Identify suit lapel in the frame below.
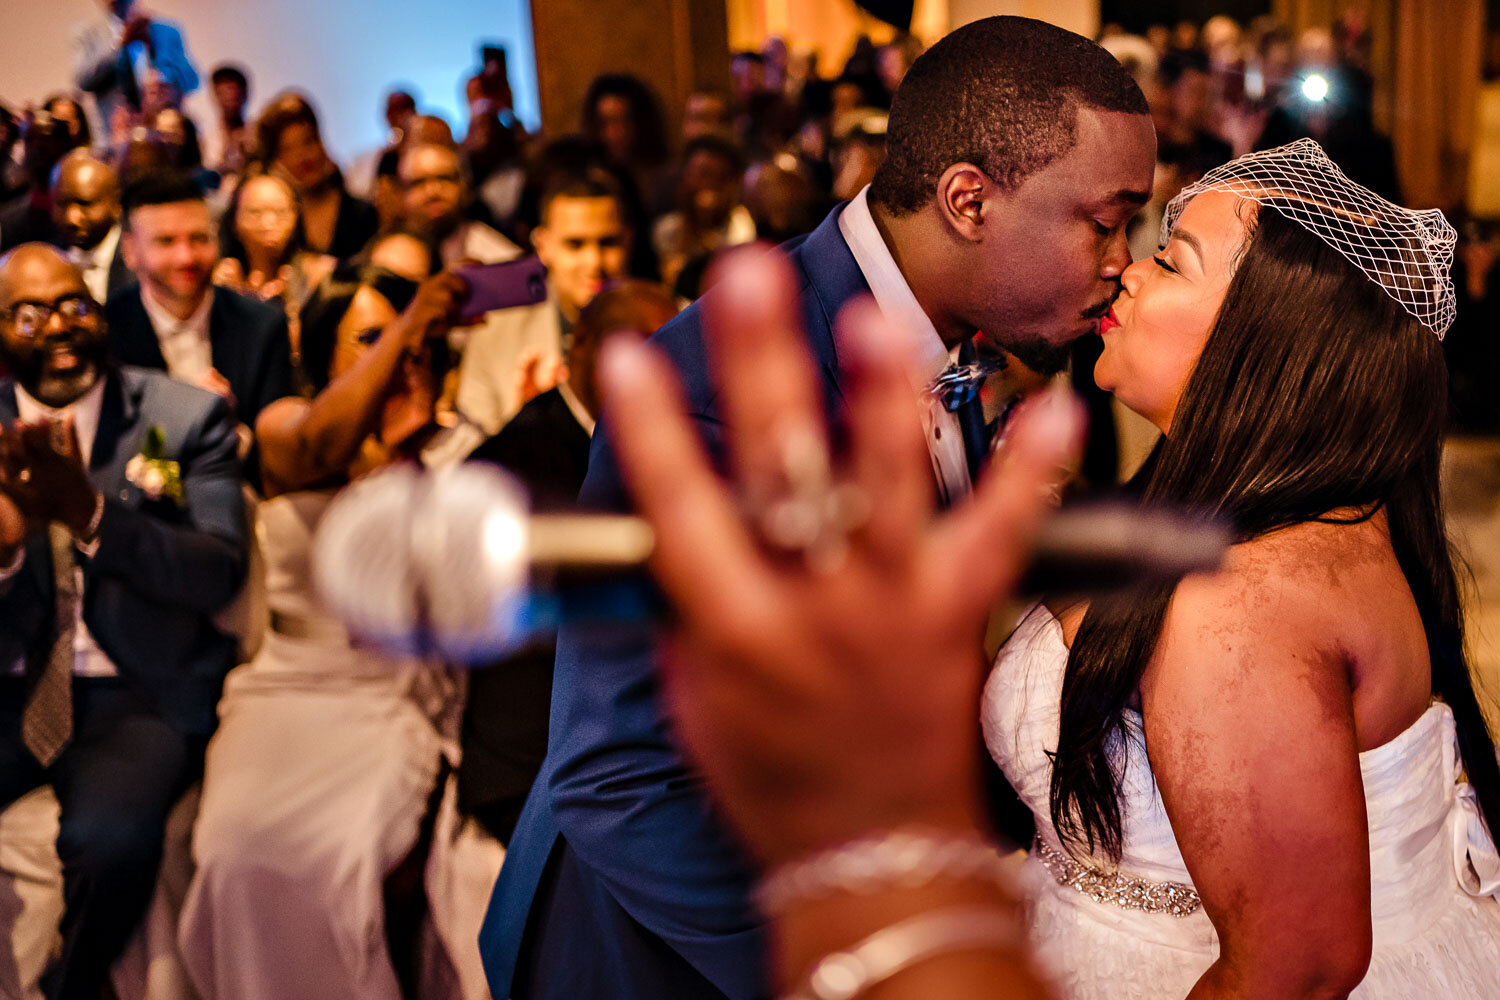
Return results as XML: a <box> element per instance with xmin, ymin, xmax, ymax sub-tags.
<box><xmin>786</xmin><ymin>205</ymin><xmax>871</xmax><ymax>405</ymax></box>
<box><xmin>112</xmin><ymin>287</ymin><xmax>169</xmax><ymax>371</ymax></box>
<box><xmin>89</xmin><ymin>369</ymin><xmax>139</xmax><ymax>482</ymax></box>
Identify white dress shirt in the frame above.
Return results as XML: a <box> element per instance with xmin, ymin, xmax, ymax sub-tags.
<box><xmin>141</xmin><ymin>285</ymin><xmax>214</xmax><ymax>384</ymax></box>
<box><xmin>838</xmin><ymin>185</ymin><xmax>972</xmax><ymax>504</ymax></box>
<box><xmin>70</xmin><ymin>224</ymin><xmax>121</xmax><ymax>304</ymax></box>
<box><xmin>6</xmin><ymin>379</ymin><xmax>117</xmax><ymax>677</ymax></box>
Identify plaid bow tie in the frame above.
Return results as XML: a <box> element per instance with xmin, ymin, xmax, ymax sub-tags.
<box><xmin>925</xmin><ymin>357</ymin><xmax>1008</xmax><ymax>413</ymax></box>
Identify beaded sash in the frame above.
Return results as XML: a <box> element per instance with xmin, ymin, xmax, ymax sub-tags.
<box><xmin>1032</xmin><ymin>837</ymin><xmax>1203</xmax><ymax>917</ymax></box>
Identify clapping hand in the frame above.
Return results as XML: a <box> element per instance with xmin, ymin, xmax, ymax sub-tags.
<box><xmin>0</xmin><ymin>418</ymin><xmax>98</xmax><ymax>553</ymax></box>
<box><xmin>597</xmin><ymin>248</ymin><xmax>1084</xmax><ymax>867</ymax></box>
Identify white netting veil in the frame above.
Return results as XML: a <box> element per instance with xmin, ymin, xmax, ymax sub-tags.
<box><xmin>1161</xmin><ymin>138</ymin><xmax>1458</xmax><ymax>338</ymax></box>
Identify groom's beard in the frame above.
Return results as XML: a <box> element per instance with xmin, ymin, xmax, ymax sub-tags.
<box><xmin>994</xmin><ymin>332</ymin><xmax>1074</xmax><ymax>376</ymax></box>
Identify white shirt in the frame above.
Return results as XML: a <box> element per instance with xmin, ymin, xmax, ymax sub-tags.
<box><xmin>440</xmin><ymin>221</ymin><xmax>522</xmax><ymax>267</ymax></box>
<box><xmin>557</xmin><ymin>380</ymin><xmax>596</xmax><ymax>437</ymax></box>
<box><xmin>141</xmin><ymin>285</ymin><xmax>214</xmax><ymax>384</ymax></box>
<box><xmin>70</xmin><ymin>224</ymin><xmax>121</xmax><ymax>304</ymax></box>
<box><xmin>6</xmin><ymin>379</ymin><xmax>117</xmax><ymax>677</ymax></box>
<box><xmin>838</xmin><ymin>186</ymin><xmax>971</xmax><ymax>504</ymax></box>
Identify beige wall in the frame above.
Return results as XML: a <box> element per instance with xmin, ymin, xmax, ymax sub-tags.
<box><xmin>947</xmin><ymin>0</ymin><xmax>1099</xmax><ymax>38</ymax></box>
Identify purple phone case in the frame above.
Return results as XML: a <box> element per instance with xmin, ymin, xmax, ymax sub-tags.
<box><xmin>456</xmin><ymin>258</ymin><xmax>549</xmax><ymax>319</ymax></box>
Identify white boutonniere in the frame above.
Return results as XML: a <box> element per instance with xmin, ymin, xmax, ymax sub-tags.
<box><xmin>125</xmin><ymin>426</ymin><xmax>183</xmax><ymax>503</ymax></box>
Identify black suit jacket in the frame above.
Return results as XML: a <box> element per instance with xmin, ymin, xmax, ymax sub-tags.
<box><xmin>0</xmin><ymin>367</ymin><xmax>247</xmax><ymax>736</ymax></box>
<box><xmin>462</xmin><ymin>388</ymin><xmax>592</xmax><ymax>845</ymax></box>
<box><xmin>104</xmin><ymin>283</ymin><xmax>294</xmax><ymax>432</ymax></box>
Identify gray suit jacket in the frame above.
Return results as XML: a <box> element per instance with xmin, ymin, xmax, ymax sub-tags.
<box><xmin>0</xmin><ymin>366</ymin><xmax>246</xmax><ymax>737</ymax></box>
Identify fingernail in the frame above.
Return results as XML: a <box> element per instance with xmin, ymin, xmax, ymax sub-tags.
<box><xmin>1012</xmin><ymin>389</ymin><xmax>1085</xmax><ymax>461</ymax></box>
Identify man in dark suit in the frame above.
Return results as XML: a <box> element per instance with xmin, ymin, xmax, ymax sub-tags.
<box><xmin>104</xmin><ymin>170</ymin><xmax>292</xmax><ymax>438</ymax></box>
<box><xmin>462</xmin><ymin>280</ymin><xmax>679</xmax><ymax>848</ymax></box>
<box><xmin>0</xmin><ymin>243</ymin><xmax>246</xmax><ymax>999</ymax></box>
<box><xmin>51</xmin><ymin>150</ymin><xmax>133</xmax><ymax>305</ymax></box>
<box><xmin>481</xmin><ymin>17</ymin><xmax>1159</xmax><ymax>1000</ymax></box>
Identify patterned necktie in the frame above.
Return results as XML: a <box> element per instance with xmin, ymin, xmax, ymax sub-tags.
<box><xmin>22</xmin><ymin>525</ymin><xmax>78</xmax><ymax>767</ymax></box>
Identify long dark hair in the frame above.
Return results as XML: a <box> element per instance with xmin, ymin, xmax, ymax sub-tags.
<box><xmin>219</xmin><ymin>170</ymin><xmax>308</xmax><ymax>273</ymax></box>
<box><xmin>1050</xmin><ymin>205</ymin><xmax>1500</xmax><ymax>861</ymax></box>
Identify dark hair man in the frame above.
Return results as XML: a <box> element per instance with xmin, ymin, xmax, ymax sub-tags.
<box><xmin>480</xmin><ymin>17</ymin><xmax>1155</xmax><ymax>1000</ymax></box>
<box><xmin>50</xmin><ymin>150</ymin><xmax>129</xmax><ymax>303</ymax></box>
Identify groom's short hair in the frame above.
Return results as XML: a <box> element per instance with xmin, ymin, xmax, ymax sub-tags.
<box><xmin>870</xmin><ymin>16</ymin><xmax>1149</xmax><ymax>216</ymax></box>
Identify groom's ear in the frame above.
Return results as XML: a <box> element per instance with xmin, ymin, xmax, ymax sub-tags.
<box><xmin>935</xmin><ymin>163</ymin><xmax>989</xmax><ymax>243</ymax></box>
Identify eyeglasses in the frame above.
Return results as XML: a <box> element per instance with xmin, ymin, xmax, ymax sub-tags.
<box><xmin>3</xmin><ymin>295</ymin><xmax>101</xmax><ymax>338</ymax></box>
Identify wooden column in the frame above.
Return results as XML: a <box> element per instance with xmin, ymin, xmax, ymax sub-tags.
<box><xmin>528</xmin><ymin>0</ymin><xmax>731</xmax><ymax>141</ymax></box>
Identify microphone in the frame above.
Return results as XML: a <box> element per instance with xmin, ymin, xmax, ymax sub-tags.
<box><xmin>311</xmin><ymin>463</ymin><xmax>1231</xmax><ymax>663</ymax></box>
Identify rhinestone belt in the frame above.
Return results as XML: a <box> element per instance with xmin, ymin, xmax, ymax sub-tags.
<box><xmin>1032</xmin><ymin>837</ymin><xmax>1202</xmax><ymax>916</ymax></box>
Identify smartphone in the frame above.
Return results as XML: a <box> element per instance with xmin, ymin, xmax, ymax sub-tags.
<box><xmin>456</xmin><ymin>257</ymin><xmax>549</xmax><ymax>320</ymax></box>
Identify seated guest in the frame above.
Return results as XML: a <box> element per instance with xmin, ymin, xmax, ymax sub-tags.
<box><xmin>178</xmin><ymin>231</ymin><xmax>473</xmax><ymax>1000</ymax></box>
<box><xmin>398</xmin><ymin>142</ymin><xmax>519</xmax><ymax>266</ymax></box>
<box><xmin>652</xmin><ymin>135</ymin><xmax>755</xmax><ymax>287</ymax></box>
<box><xmin>106</xmin><ymin>171</ymin><xmax>293</xmax><ymax>438</ymax></box>
<box><xmin>0</xmin><ymin>113</ymin><xmax>74</xmax><ymax>253</ymax></box>
<box><xmin>456</xmin><ymin>166</ymin><xmax>631</xmax><ymax>435</ymax></box>
<box><xmin>214</xmin><ymin>172</ymin><xmax>337</xmax><ymax>388</ymax></box>
<box><xmin>255</xmin><ymin>93</ymin><xmax>379</xmax><ymax>260</ymax></box>
<box><xmin>460</xmin><ymin>280</ymin><xmax>678</xmax><ymax>847</ymax></box>
<box><xmin>0</xmin><ymin>243</ymin><xmax>246</xmax><ymax>1000</ymax></box>
<box><xmin>50</xmin><ymin>150</ymin><xmax>130</xmax><ymax>304</ymax></box>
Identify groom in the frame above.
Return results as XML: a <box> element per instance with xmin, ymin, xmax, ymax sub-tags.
<box><xmin>481</xmin><ymin>15</ymin><xmax>1157</xmax><ymax>1000</ymax></box>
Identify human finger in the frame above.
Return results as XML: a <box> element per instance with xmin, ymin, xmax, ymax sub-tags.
<box><xmin>834</xmin><ymin>297</ymin><xmax>931</xmax><ymax>566</ymax></box>
<box><xmin>930</xmin><ymin>389</ymin><xmax>1085</xmax><ymax>617</ymax></box>
<box><xmin>701</xmin><ymin>249</ymin><xmax>831</xmax><ymax>530</ymax></box>
<box><xmin>597</xmin><ymin>335</ymin><xmax>774</xmax><ymax>623</ymax></box>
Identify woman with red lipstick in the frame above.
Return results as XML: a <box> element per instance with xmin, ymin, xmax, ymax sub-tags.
<box><xmin>979</xmin><ymin>141</ymin><xmax>1500</xmax><ymax>998</ymax></box>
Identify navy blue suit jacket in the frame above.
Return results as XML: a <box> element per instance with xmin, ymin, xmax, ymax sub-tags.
<box><xmin>480</xmin><ymin>207</ymin><xmax>864</xmax><ymax>999</ymax></box>
<box><xmin>104</xmin><ymin>283</ymin><xmax>294</xmax><ymax>433</ymax></box>
<box><xmin>0</xmin><ymin>367</ymin><xmax>247</xmax><ymax>737</ymax></box>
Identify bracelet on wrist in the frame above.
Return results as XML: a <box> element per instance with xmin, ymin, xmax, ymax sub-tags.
<box><xmin>755</xmin><ymin>828</ymin><xmax>1014</xmax><ymax>918</ymax></box>
<box><xmin>780</xmin><ymin>905</ymin><xmax>1026</xmax><ymax>1000</ymax></box>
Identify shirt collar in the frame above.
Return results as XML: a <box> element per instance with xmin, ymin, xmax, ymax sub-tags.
<box><xmin>14</xmin><ymin>376</ymin><xmax>107</xmax><ymax>465</ymax></box>
<box><xmin>556</xmin><ymin>380</ymin><xmax>595</xmax><ymax>437</ymax></box>
<box><xmin>141</xmin><ymin>283</ymin><xmax>214</xmax><ymax>337</ymax></box>
<box><xmin>90</xmin><ymin>225</ymin><xmax>121</xmax><ymax>271</ymax></box>
<box><xmin>837</xmin><ymin>185</ymin><xmax>954</xmax><ymax>382</ymax></box>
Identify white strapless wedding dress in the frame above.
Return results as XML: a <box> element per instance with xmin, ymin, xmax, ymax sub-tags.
<box><xmin>982</xmin><ymin>605</ymin><xmax>1500</xmax><ymax>999</ymax></box>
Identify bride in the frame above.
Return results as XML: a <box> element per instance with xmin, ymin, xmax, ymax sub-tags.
<box><xmin>983</xmin><ymin>140</ymin><xmax>1500</xmax><ymax>998</ymax></box>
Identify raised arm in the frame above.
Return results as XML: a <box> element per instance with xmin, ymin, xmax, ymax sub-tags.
<box><xmin>256</xmin><ymin>273</ymin><xmax>463</xmax><ymax>497</ymax></box>
<box><xmin>1144</xmin><ymin>564</ymin><xmax>1373</xmax><ymax>1000</ymax></box>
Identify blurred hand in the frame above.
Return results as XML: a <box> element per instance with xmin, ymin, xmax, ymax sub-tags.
<box><xmin>513</xmin><ymin>348</ymin><xmax>566</xmax><ymax>408</ymax></box>
<box><xmin>196</xmin><ymin>368</ymin><xmax>237</xmax><ymax>410</ymax></box>
<box><xmin>211</xmin><ymin>258</ymin><xmax>246</xmax><ymax>292</ymax></box>
<box><xmin>13</xmin><ymin>419</ymin><xmax>98</xmax><ymax>537</ymax></box>
<box><xmin>600</xmin><ymin>248</ymin><xmax>1084</xmax><ymax>866</ymax></box>
<box><xmin>396</xmin><ymin>272</ymin><xmax>469</xmax><ymax>352</ymax></box>
<box><xmin>0</xmin><ymin>425</ymin><xmax>40</xmax><ymax>563</ymax></box>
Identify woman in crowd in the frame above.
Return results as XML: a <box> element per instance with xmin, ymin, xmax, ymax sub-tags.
<box><xmin>256</xmin><ymin>92</ymin><xmax>379</xmax><ymax>259</ymax></box>
<box><xmin>179</xmin><ymin>230</ymin><xmax>473</xmax><ymax>1000</ymax></box>
<box><xmin>581</xmin><ymin>72</ymin><xmax>672</xmax><ymax>214</ymax></box>
<box><xmin>215</xmin><ymin>170</ymin><xmax>337</xmax><ymax>389</ymax></box>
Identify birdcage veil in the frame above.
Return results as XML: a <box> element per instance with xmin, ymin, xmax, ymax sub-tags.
<box><xmin>1161</xmin><ymin>138</ymin><xmax>1457</xmax><ymax>338</ymax></box>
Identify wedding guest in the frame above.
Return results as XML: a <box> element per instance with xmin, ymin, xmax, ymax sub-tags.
<box><xmin>204</xmin><ymin>64</ymin><xmax>253</xmax><ymax>178</ymax></box>
<box><xmin>73</xmin><ymin>0</ymin><xmax>199</xmax><ymax>145</ymax></box>
<box><xmin>346</xmin><ymin>88</ymin><xmax>418</xmax><ymax>202</ymax></box>
<box><xmin>255</xmin><ymin>93</ymin><xmax>379</xmax><ymax>260</ymax></box>
<box><xmin>214</xmin><ymin>172</ymin><xmax>337</xmax><ymax>391</ymax></box>
<box><xmin>456</xmin><ymin>165</ymin><xmax>631</xmax><ymax>435</ymax></box>
<box><xmin>397</xmin><ymin>142</ymin><xmax>519</xmax><ymax>267</ymax></box>
<box><xmin>0</xmin><ymin>243</ymin><xmax>246</xmax><ymax>1000</ymax></box>
<box><xmin>41</xmin><ymin>97</ymin><xmax>92</xmax><ymax>154</ymax></box>
<box><xmin>651</xmin><ymin>135</ymin><xmax>755</xmax><ymax>288</ymax></box>
<box><xmin>581</xmin><ymin>74</ymin><xmax>672</xmax><ymax>213</ymax></box>
<box><xmin>106</xmin><ymin>171</ymin><xmax>293</xmax><ymax>441</ymax></box>
<box><xmin>461</xmin><ymin>280</ymin><xmax>680</xmax><ymax>846</ymax></box>
<box><xmin>49</xmin><ymin>151</ymin><xmax>130</xmax><ymax>305</ymax></box>
<box><xmin>178</xmin><ymin>232</ymin><xmax>472</xmax><ymax>1000</ymax></box>
<box><xmin>681</xmin><ymin>90</ymin><xmax>733</xmax><ymax>143</ymax></box>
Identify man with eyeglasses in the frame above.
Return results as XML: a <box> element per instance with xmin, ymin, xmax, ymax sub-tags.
<box><xmin>0</xmin><ymin>243</ymin><xmax>246</xmax><ymax>999</ymax></box>
<box><xmin>398</xmin><ymin>142</ymin><xmax>519</xmax><ymax>267</ymax></box>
